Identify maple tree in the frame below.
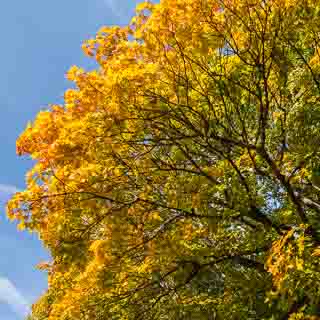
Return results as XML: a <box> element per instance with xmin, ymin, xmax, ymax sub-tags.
<box><xmin>7</xmin><ymin>0</ymin><xmax>320</xmax><ymax>318</ymax></box>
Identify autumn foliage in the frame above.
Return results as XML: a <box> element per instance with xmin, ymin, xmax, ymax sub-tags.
<box><xmin>7</xmin><ymin>0</ymin><xmax>320</xmax><ymax>319</ymax></box>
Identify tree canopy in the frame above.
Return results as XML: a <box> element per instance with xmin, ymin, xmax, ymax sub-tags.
<box><xmin>7</xmin><ymin>0</ymin><xmax>320</xmax><ymax>319</ymax></box>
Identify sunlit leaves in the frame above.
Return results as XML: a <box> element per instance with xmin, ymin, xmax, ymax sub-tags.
<box><xmin>7</xmin><ymin>0</ymin><xmax>320</xmax><ymax>319</ymax></box>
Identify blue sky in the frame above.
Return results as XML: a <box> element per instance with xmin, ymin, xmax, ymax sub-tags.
<box><xmin>0</xmin><ymin>1</ymin><xmax>141</xmax><ymax>318</ymax></box>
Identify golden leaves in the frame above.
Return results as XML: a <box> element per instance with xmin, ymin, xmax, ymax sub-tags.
<box><xmin>8</xmin><ymin>0</ymin><xmax>320</xmax><ymax>318</ymax></box>
<box><xmin>312</xmin><ymin>247</ymin><xmax>320</xmax><ymax>257</ymax></box>
<box><xmin>136</xmin><ymin>1</ymin><xmax>154</xmax><ymax>13</ymax></box>
<box><xmin>89</xmin><ymin>240</ymin><xmax>113</xmax><ymax>265</ymax></box>
<box><xmin>66</xmin><ymin>65</ymin><xmax>83</xmax><ymax>81</ymax></box>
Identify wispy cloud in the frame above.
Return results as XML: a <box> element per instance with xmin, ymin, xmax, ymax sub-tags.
<box><xmin>0</xmin><ymin>184</ymin><xmax>20</xmax><ymax>195</ymax></box>
<box><xmin>102</xmin><ymin>0</ymin><xmax>125</xmax><ymax>19</ymax></box>
<box><xmin>0</xmin><ymin>278</ymin><xmax>29</xmax><ymax>317</ymax></box>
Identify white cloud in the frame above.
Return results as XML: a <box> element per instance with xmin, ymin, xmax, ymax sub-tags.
<box><xmin>0</xmin><ymin>278</ymin><xmax>29</xmax><ymax>317</ymax></box>
<box><xmin>0</xmin><ymin>184</ymin><xmax>20</xmax><ymax>195</ymax></box>
<box><xmin>102</xmin><ymin>0</ymin><xmax>124</xmax><ymax>19</ymax></box>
